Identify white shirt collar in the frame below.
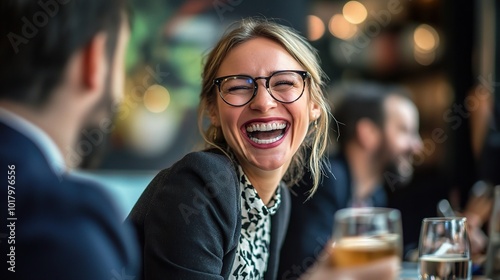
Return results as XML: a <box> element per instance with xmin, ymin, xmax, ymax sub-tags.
<box><xmin>0</xmin><ymin>107</ymin><xmax>66</xmax><ymax>175</ymax></box>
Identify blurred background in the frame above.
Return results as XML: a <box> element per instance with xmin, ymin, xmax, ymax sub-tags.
<box><xmin>78</xmin><ymin>0</ymin><xmax>499</xmax><ymax>255</ymax></box>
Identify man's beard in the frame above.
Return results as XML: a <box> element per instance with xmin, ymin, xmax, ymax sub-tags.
<box><xmin>384</xmin><ymin>154</ymin><xmax>414</xmax><ymax>187</ymax></box>
<box><xmin>77</xmin><ymin>78</ymin><xmax>117</xmax><ymax>169</ymax></box>
<box><xmin>375</xmin><ymin>140</ymin><xmax>415</xmax><ymax>189</ymax></box>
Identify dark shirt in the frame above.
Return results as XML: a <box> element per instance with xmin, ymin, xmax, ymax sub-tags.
<box><xmin>278</xmin><ymin>154</ymin><xmax>387</xmax><ymax>280</ymax></box>
<box><xmin>127</xmin><ymin>149</ymin><xmax>291</xmax><ymax>280</ymax></box>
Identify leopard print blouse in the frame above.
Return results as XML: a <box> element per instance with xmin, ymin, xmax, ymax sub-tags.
<box><xmin>230</xmin><ymin>165</ymin><xmax>282</xmax><ymax>279</ymax></box>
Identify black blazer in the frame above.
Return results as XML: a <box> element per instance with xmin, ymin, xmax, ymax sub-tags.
<box><xmin>0</xmin><ymin>122</ymin><xmax>139</xmax><ymax>280</ymax></box>
<box><xmin>127</xmin><ymin>149</ymin><xmax>291</xmax><ymax>280</ymax></box>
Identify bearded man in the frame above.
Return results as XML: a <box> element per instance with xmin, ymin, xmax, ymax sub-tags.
<box><xmin>278</xmin><ymin>83</ymin><xmax>422</xmax><ymax>279</ymax></box>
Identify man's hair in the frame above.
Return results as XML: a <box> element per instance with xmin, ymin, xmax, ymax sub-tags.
<box><xmin>0</xmin><ymin>0</ymin><xmax>128</xmax><ymax>107</ymax></box>
<box><xmin>332</xmin><ymin>82</ymin><xmax>411</xmax><ymax>150</ymax></box>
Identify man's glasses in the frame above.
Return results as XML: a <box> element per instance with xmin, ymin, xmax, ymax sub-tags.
<box><xmin>213</xmin><ymin>70</ymin><xmax>309</xmax><ymax>107</ymax></box>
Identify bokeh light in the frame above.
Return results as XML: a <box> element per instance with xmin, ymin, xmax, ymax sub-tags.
<box><xmin>343</xmin><ymin>1</ymin><xmax>368</xmax><ymax>24</ymax></box>
<box><xmin>307</xmin><ymin>15</ymin><xmax>325</xmax><ymax>41</ymax></box>
<box><xmin>329</xmin><ymin>14</ymin><xmax>358</xmax><ymax>40</ymax></box>
<box><xmin>414</xmin><ymin>48</ymin><xmax>436</xmax><ymax>65</ymax></box>
<box><xmin>143</xmin><ymin>84</ymin><xmax>171</xmax><ymax>113</ymax></box>
<box><xmin>414</xmin><ymin>24</ymin><xmax>439</xmax><ymax>53</ymax></box>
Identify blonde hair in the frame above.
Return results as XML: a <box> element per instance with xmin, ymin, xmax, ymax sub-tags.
<box><xmin>197</xmin><ymin>18</ymin><xmax>330</xmax><ymax>195</ymax></box>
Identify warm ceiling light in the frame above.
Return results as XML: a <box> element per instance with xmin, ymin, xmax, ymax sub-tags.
<box><xmin>414</xmin><ymin>24</ymin><xmax>439</xmax><ymax>53</ymax></box>
<box><xmin>343</xmin><ymin>1</ymin><xmax>368</xmax><ymax>24</ymax></box>
<box><xmin>307</xmin><ymin>15</ymin><xmax>325</xmax><ymax>41</ymax></box>
<box><xmin>329</xmin><ymin>14</ymin><xmax>358</xmax><ymax>40</ymax></box>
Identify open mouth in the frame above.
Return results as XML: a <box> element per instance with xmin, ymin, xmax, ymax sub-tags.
<box><xmin>245</xmin><ymin>122</ymin><xmax>288</xmax><ymax>145</ymax></box>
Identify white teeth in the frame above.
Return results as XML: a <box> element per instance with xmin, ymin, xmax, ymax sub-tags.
<box><xmin>246</xmin><ymin>123</ymin><xmax>286</xmax><ymax>132</ymax></box>
<box><xmin>250</xmin><ymin>134</ymin><xmax>284</xmax><ymax>144</ymax></box>
<box><xmin>245</xmin><ymin>122</ymin><xmax>287</xmax><ymax>145</ymax></box>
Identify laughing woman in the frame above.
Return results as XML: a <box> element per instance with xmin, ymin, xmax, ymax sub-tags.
<box><xmin>127</xmin><ymin>18</ymin><xmax>329</xmax><ymax>279</ymax></box>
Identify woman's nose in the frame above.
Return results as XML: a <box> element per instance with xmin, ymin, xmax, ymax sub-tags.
<box><xmin>248</xmin><ymin>81</ymin><xmax>278</xmax><ymax>112</ymax></box>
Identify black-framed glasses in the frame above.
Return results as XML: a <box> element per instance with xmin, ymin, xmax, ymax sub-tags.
<box><xmin>213</xmin><ymin>70</ymin><xmax>309</xmax><ymax>107</ymax></box>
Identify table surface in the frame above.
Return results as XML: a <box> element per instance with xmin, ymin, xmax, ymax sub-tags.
<box><xmin>400</xmin><ymin>262</ymin><xmax>489</xmax><ymax>280</ymax></box>
<box><xmin>400</xmin><ymin>262</ymin><xmax>418</xmax><ymax>279</ymax></box>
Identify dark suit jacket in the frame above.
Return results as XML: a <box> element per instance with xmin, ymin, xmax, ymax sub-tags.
<box><xmin>0</xmin><ymin>122</ymin><xmax>139</xmax><ymax>280</ymax></box>
<box><xmin>127</xmin><ymin>149</ymin><xmax>291</xmax><ymax>280</ymax></box>
<box><xmin>278</xmin><ymin>154</ymin><xmax>387</xmax><ymax>280</ymax></box>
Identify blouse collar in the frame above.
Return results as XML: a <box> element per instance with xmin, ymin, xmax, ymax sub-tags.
<box><xmin>237</xmin><ymin>165</ymin><xmax>281</xmax><ymax>217</ymax></box>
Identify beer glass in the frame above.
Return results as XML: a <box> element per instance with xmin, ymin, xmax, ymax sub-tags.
<box><xmin>418</xmin><ymin>217</ymin><xmax>471</xmax><ymax>280</ymax></box>
<box><xmin>330</xmin><ymin>207</ymin><xmax>402</xmax><ymax>268</ymax></box>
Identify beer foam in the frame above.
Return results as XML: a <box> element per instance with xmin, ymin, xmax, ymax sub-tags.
<box><xmin>335</xmin><ymin>236</ymin><xmax>394</xmax><ymax>250</ymax></box>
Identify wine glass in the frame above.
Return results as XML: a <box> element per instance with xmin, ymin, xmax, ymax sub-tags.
<box><xmin>418</xmin><ymin>217</ymin><xmax>471</xmax><ymax>280</ymax></box>
<box><xmin>330</xmin><ymin>207</ymin><xmax>403</xmax><ymax>268</ymax></box>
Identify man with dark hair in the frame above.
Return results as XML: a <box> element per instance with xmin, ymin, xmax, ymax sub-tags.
<box><xmin>0</xmin><ymin>1</ymin><xmax>138</xmax><ymax>279</ymax></box>
<box><xmin>278</xmin><ymin>83</ymin><xmax>422</xmax><ymax>279</ymax></box>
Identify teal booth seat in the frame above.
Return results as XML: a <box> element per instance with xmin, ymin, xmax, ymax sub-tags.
<box><xmin>76</xmin><ymin>170</ymin><xmax>157</xmax><ymax>220</ymax></box>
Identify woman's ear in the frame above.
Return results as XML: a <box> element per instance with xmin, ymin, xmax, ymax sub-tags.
<box><xmin>356</xmin><ymin>118</ymin><xmax>382</xmax><ymax>151</ymax></box>
<box><xmin>309</xmin><ymin>101</ymin><xmax>321</xmax><ymax>123</ymax></box>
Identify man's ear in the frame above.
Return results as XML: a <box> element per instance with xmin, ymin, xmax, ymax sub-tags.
<box><xmin>82</xmin><ymin>32</ymin><xmax>108</xmax><ymax>92</ymax></box>
<box><xmin>356</xmin><ymin>118</ymin><xmax>382</xmax><ymax>151</ymax></box>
